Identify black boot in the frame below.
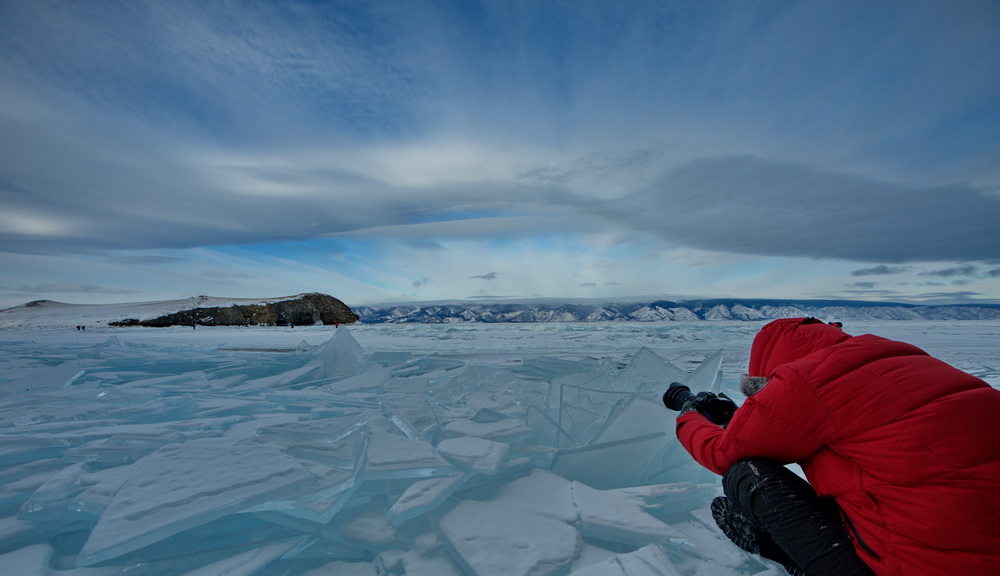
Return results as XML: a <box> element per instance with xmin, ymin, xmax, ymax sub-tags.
<box><xmin>712</xmin><ymin>496</ymin><xmax>805</xmax><ymax>575</ymax></box>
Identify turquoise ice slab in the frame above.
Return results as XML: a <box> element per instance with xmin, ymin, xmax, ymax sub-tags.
<box><xmin>77</xmin><ymin>443</ymin><xmax>314</xmax><ymax>566</ymax></box>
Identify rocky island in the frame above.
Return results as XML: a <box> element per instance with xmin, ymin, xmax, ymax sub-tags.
<box><xmin>110</xmin><ymin>293</ymin><xmax>358</xmax><ymax>327</ymax></box>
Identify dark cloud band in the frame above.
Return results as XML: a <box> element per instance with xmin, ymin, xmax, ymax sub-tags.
<box><xmin>614</xmin><ymin>156</ymin><xmax>1000</xmax><ymax>264</ymax></box>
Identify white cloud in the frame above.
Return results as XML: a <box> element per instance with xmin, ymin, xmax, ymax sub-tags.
<box><xmin>0</xmin><ymin>209</ymin><xmax>78</xmax><ymax>237</ymax></box>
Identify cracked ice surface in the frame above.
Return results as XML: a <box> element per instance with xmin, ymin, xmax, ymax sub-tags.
<box><xmin>0</xmin><ymin>322</ymin><xmax>996</xmax><ymax>575</ymax></box>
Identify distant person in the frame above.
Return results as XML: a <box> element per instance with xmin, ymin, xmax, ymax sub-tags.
<box><xmin>669</xmin><ymin>317</ymin><xmax>1000</xmax><ymax>575</ymax></box>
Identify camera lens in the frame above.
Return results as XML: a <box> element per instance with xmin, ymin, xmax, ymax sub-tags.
<box><xmin>663</xmin><ymin>382</ymin><xmax>694</xmax><ymax>411</ymax></box>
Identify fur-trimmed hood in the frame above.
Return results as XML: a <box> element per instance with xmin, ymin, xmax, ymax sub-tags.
<box><xmin>748</xmin><ymin>317</ymin><xmax>850</xmax><ymax>377</ymax></box>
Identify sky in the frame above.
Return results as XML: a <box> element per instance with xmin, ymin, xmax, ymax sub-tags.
<box><xmin>2</xmin><ymin>0</ymin><xmax>1000</xmax><ymax>310</ymax></box>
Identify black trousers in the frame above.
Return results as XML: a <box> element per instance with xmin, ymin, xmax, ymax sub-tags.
<box><xmin>717</xmin><ymin>458</ymin><xmax>875</xmax><ymax>576</ymax></box>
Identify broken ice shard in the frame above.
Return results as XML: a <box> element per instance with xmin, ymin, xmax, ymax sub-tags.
<box><xmin>387</xmin><ymin>473</ymin><xmax>471</xmax><ymax>523</ymax></box>
<box><xmin>436</xmin><ymin>436</ymin><xmax>509</xmax><ymax>474</ymax></box>
<box><xmin>307</xmin><ymin>327</ymin><xmax>366</xmax><ymax>381</ymax></box>
<box><xmin>614</xmin><ymin>347</ymin><xmax>687</xmax><ymax>395</ymax></box>
<box><xmin>440</xmin><ymin>499</ymin><xmax>581</xmax><ymax>576</ymax></box>
<box><xmin>551</xmin><ymin>397</ymin><xmax>673</xmax><ymax>489</ymax></box>
<box><xmin>363</xmin><ymin>429</ymin><xmax>456</xmax><ymax>480</ymax></box>
<box><xmin>568</xmin><ymin>544</ymin><xmax>683</xmax><ymax>576</ymax></box>
<box><xmin>77</xmin><ymin>443</ymin><xmax>315</xmax><ymax>566</ymax></box>
<box><xmin>683</xmin><ymin>348</ymin><xmax>724</xmax><ymax>393</ymax></box>
<box><xmin>570</xmin><ymin>480</ymin><xmax>689</xmax><ymax>547</ymax></box>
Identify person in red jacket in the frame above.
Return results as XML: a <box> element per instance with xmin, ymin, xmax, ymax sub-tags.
<box><xmin>674</xmin><ymin>317</ymin><xmax>1000</xmax><ymax>576</ymax></box>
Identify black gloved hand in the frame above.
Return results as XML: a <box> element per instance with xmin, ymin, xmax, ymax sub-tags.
<box><xmin>679</xmin><ymin>396</ymin><xmax>701</xmax><ymax>417</ymax></box>
<box><xmin>664</xmin><ymin>382</ymin><xmax>738</xmax><ymax>426</ymax></box>
<box><xmin>683</xmin><ymin>391</ymin><xmax>739</xmax><ymax>426</ymax></box>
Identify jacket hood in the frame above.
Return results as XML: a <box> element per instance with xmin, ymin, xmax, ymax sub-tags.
<box><xmin>748</xmin><ymin>317</ymin><xmax>851</xmax><ymax>377</ymax></box>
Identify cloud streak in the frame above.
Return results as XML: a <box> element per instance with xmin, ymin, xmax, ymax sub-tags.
<box><xmin>920</xmin><ymin>265</ymin><xmax>980</xmax><ymax>278</ymax></box>
<box><xmin>852</xmin><ymin>265</ymin><xmax>911</xmax><ymax>277</ymax></box>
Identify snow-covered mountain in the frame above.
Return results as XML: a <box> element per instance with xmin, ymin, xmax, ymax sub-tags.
<box><xmin>354</xmin><ymin>298</ymin><xmax>1000</xmax><ymax>323</ymax></box>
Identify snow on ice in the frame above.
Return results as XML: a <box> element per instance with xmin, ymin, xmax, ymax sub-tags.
<box><xmin>0</xmin><ymin>321</ymin><xmax>997</xmax><ymax>575</ymax></box>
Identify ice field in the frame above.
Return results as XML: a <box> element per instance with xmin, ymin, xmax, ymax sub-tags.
<box><xmin>0</xmin><ymin>321</ymin><xmax>997</xmax><ymax>575</ymax></box>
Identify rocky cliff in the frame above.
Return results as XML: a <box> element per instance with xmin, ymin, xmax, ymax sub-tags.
<box><xmin>111</xmin><ymin>293</ymin><xmax>358</xmax><ymax>327</ymax></box>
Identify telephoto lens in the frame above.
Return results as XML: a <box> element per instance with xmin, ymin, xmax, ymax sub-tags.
<box><xmin>663</xmin><ymin>382</ymin><xmax>694</xmax><ymax>411</ymax></box>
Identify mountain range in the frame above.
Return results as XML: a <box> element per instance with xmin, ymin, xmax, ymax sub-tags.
<box><xmin>354</xmin><ymin>298</ymin><xmax>1000</xmax><ymax>323</ymax></box>
<box><xmin>3</xmin><ymin>294</ymin><xmax>1000</xmax><ymax>329</ymax></box>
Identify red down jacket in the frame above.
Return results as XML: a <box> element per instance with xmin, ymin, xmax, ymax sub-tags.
<box><xmin>676</xmin><ymin>318</ymin><xmax>1000</xmax><ymax>576</ymax></box>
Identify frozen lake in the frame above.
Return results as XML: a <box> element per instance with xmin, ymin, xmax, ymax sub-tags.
<box><xmin>12</xmin><ymin>320</ymin><xmax>996</xmax><ymax>379</ymax></box>
<box><xmin>0</xmin><ymin>321</ymin><xmax>997</xmax><ymax>575</ymax></box>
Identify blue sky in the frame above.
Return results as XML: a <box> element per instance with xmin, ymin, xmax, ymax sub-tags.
<box><xmin>2</xmin><ymin>0</ymin><xmax>999</xmax><ymax>309</ymax></box>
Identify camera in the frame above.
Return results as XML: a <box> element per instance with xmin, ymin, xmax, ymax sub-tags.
<box><xmin>662</xmin><ymin>382</ymin><xmax>738</xmax><ymax>426</ymax></box>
